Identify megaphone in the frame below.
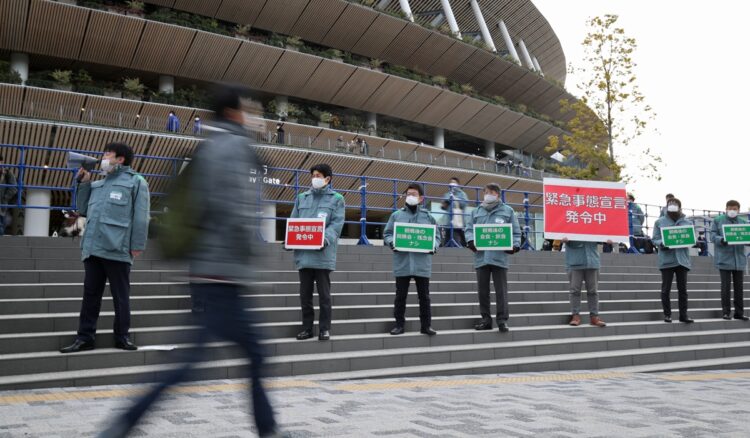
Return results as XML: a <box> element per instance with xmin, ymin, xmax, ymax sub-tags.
<box><xmin>67</xmin><ymin>152</ymin><xmax>99</xmax><ymax>172</ymax></box>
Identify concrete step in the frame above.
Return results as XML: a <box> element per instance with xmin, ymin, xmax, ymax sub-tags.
<box><xmin>0</xmin><ymin>292</ymin><xmax>741</xmax><ymax>316</ymax></box>
<box><xmin>3</xmin><ymin>337</ymin><xmax>749</xmax><ymax>390</ymax></box>
<box><xmin>608</xmin><ymin>356</ymin><xmax>750</xmax><ymax>373</ymax></box>
<box><xmin>1</xmin><ymin>291</ymin><xmax>743</xmax><ymax>315</ymax></box>
<box><xmin>2</xmin><ymin>327</ymin><xmax>749</xmax><ymax>380</ymax></box>
<box><xmin>1</xmin><ymin>306</ymin><xmax>744</xmax><ymax>336</ymax></box>
<box><xmin>4</xmin><ymin>318</ymin><xmax>746</xmax><ymax>356</ymax></box>
<box><xmin>0</xmin><ymin>282</ymin><xmax>187</xmax><ymax>299</ymax></box>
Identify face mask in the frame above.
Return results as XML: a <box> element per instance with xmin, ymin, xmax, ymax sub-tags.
<box><xmin>311</xmin><ymin>177</ymin><xmax>326</xmax><ymax>189</ymax></box>
<box><xmin>666</xmin><ymin>204</ymin><xmax>679</xmax><ymax>213</ymax></box>
<box><xmin>405</xmin><ymin>195</ymin><xmax>420</xmax><ymax>206</ymax></box>
<box><xmin>727</xmin><ymin>210</ymin><xmax>739</xmax><ymax>219</ymax></box>
<box><xmin>100</xmin><ymin>159</ymin><xmax>114</xmax><ymax>173</ymax></box>
<box><xmin>484</xmin><ymin>194</ymin><xmax>498</xmax><ymax>203</ymax></box>
<box><xmin>449</xmin><ymin>182</ymin><xmax>458</xmax><ymax>188</ymax></box>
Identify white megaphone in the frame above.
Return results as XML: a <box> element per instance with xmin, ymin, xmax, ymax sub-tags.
<box><xmin>67</xmin><ymin>152</ymin><xmax>99</xmax><ymax>172</ymax></box>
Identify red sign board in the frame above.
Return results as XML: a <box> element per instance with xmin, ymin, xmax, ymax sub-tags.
<box><xmin>543</xmin><ymin>178</ymin><xmax>629</xmax><ymax>243</ymax></box>
<box><xmin>285</xmin><ymin>218</ymin><xmax>326</xmax><ymax>250</ymax></box>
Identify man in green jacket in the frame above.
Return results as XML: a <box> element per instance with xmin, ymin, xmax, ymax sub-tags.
<box><xmin>383</xmin><ymin>183</ymin><xmax>440</xmax><ymax>336</ymax></box>
<box><xmin>465</xmin><ymin>183</ymin><xmax>521</xmax><ymax>333</ymax></box>
<box><xmin>290</xmin><ymin>163</ymin><xmax>345</xmax><ymax>341</ymax></box>
<box><xmin>562</xmin><ymin>239</ymin><xmax>610</xmax><ymax>327</ymax></box>
<box><xmin>710</xmin><ymin>200</ymin><xmax>749</xmax><ymax>321</ymax></box>
<box><xmin>61</xmin><ymin>143</ymin><xmax>150</xmax><ymax>353</ymax></box>
<box><xmin>652</xmin><ymin>197</ymin><xmax>693</xmax><ymax>323</ymax></box>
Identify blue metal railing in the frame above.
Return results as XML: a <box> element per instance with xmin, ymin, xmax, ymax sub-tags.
<box><xmin>0</xmin><ymin>143</ymin><xmax>739</xmax><ymax>255</ymax></box>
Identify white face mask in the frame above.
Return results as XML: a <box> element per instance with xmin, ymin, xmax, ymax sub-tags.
<box><xmin>100</xmin><ymin>159</ymin><xmax>114</xmax><ymax>173</ymax></box>
<box><xmin>667</xmin><ymin>204</ymin><xmax>679</xmax><ymax>213</ymax></box>
<box><xmin>727</xmin><ymin>210</ymin><xmax>739</xmax><ymax>219</ymax></box>
<box><xmin>449</xmin><ymin>182</ymin><xmax>458</xmax><ymax>188</ymax></box>
<box><xmin>484</xmin><ymin>194</ymin><xmax>498</xmax><ymax>203</ymax></box>
<box><xmin>405</xmin><ymin>195</ymin><xmax>420</xmax><ymax>206</ymax></box>
<box><xmin>311</xmin><ymin>177</ymin><xmax>326</xmax><ymax>189</ymax></box>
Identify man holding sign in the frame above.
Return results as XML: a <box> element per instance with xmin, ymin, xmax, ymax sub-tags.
<box><xmin>383</xmin><ymin>183</ymin><xmax>440</xmax><ymax>336</ymax></box>
<box><xmin>289</xmin><ymin>164</ymin><xmax>345</xmax><ymax>341</ymax></box>
<box><xmin>710</xmin><ymin>200</ymin><xmax>749</xmax><ymax>321</ymax></box>
<box><xmin>465</xmin><ymin>183</ymin><xmax>521</xmax><ymax>333</ymax></box>
<box><xmin>652</xmin><ymin>198</ymin><xmax>694</xmax><ymax>323</ymax></box>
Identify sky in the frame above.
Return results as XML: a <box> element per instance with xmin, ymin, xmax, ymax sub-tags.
<box><xmin>533</xmin><ymin>0</ymin><xmax>749</xmax><ymax>214</ymax></box>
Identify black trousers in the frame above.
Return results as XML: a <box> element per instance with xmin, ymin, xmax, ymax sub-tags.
<box><xmin>394</xmin><ymin>276</ymin><xmax>431</xmax><ymax>328</ymax></box>
<box><xmin>77</xmin><ymin>256</ymin><xmax>131</xmax><ymax>343</ymax></box>
<box><xmin>660</xmin><ymin>266</ymin><xmax>689</xmax><ymax>318</ymax></box>
<box><xmin>720</xmin><ymin>270</ymin><xmax>745</xmax><ymax>316</ymax></box>
<box><xmin>299</xmin><ymin>269</ymin><xmax>332</xmax><ymax>331</ymax></box>
<box><xmin>112</xmin><ymin>283</ymin><xmax>276</xmax><ymax>436</ymax></box>
<box><xmin>477</xmin><ymin>265</ymin><xmax>509</xmax><ymax>323</ymax></box>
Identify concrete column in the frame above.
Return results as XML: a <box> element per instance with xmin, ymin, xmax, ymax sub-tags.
<box><xmin>484</xmin><ymin>140</ymin><xmax>495</xmax><ymax>159</ymax></box>
<box><xmin>516</xmin><ymin>39</ymin><xmax>536</xmax><ymax>70</ymax></box>
<box><xmin>497</xmin><ymin>21</ymin><xmax>520</xmax><ymax>64</ymax></box>
<box><xmin>433</xmin><ymin>127</ymin><xmax>445</xmax><ymax>149</ymax></box>
<box><xmin>260</xmin><ymin>203</ymin><xmax>276</xmax><ymax>242</ymax></box>
<box><xmin>158</xmin><ymin>75</ymin><xmax>174</xmax><ymax>94</ymax></box>
<box><xmin>532</xmin><ymin>56</ymin><xmax>544</xmax><ymax>76</ymax></box>
<box><xmin>23</xmin><ymin>190</ymin><xmax>51</xmax><ymax>236</ymax></box>
<box><xmin>469</xmin><ymin>0</ymin><xmax>496</xmax><ymax>52</ymax></box>
<box><xmin>10</xmin><ymin>53</ymin><xmax>29</xmax><ymax>84</ymax></box>
<box><xmin>439</xmin><ymin>0</ymin><xmax>461</xmax><ymax>38</ymax></box>
<box><xmin>275</xmin><ymin>95</ymin><xmax>288</xmax><ymax>119</ymax></box>
<box><xmin>367</xmin><ymin>112</ymin><xmax>377</xmax><ymax>134</ymax></box>
<box><xmin>398</xmin><ymin>0</ymin><xmax>414</xmax><ymax>22</ymax></box>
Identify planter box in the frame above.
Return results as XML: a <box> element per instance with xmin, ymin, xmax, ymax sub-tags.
<box><xmin>317</xmin><ymin>122</ymin><xmax>331</xmax><ymax>128</ymax></box>
<box><xmin>103</xmin><ymin>90</ymin><xmax>122</xmax><ymax>99</ymax></box>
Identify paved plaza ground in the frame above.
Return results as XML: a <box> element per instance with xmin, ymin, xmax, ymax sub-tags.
<box><xmin>1</xmin><ymin>371</ymin><xmax>749</xmax><ymax>437</ymax></box>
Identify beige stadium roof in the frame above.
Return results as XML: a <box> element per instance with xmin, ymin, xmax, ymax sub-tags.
<box><xmin>0</xmin><ymin>0</ymin><xmax>566</xmax><ymax>155</ymax></box>
<box><xmin>138</xmin><ymin>0</ymin><xmax>571</xmax><ymax>118</ymax></box>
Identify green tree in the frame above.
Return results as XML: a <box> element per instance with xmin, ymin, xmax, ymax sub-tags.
<box><xmin>548</xmin><ymin>14</ymin><xmax>660</xmax><ymax>182</ymax></box>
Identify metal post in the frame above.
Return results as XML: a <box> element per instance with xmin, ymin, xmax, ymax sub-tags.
<box><xmin>357</xmin><ymin>176</ymin><xmax>371</xmax><ymax>245</ymax></box>
<box><xmin>626</xmin><ymin>202</ymin><xmax>639</xmax><ymax>254</ymax></box>
<box><xmin>521</xmin><ymin>193</ymin><xmax>534</xmax><ymax>250</ymax></box>
<box><xmin>16</xmin><ymin>146</ymin><xmax>25</xmax><ymax>208</ymax></box>
<box><xmin>392</xmin><ymin>180</ymin><xmax>399</xmax><ymax>211</ymax></box>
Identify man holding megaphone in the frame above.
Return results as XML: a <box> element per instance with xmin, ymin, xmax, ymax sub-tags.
<box><xmin>60</xmin><ymin>142</ymin><xmax>150</xmax><ymax>354</ymax></box>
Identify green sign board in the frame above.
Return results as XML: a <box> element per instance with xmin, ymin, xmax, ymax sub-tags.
<box><xmin>723</xmin><ymin>224</ymin><xmax>750</xmax><ymax>245</ymax></box>
<box><xmin>394</xmin><ymin>222</ymin><xmax>436</xmax><ymax>253</ymax></box>
<box><xmin>661</xmin><ymin>225</ymin><xmax>696</xmax><ymax>249</ymax></box>
<box><xmin>474</xmin><ymin>224</ymin><xmax>513</xmax><ymax>251</ymax></box>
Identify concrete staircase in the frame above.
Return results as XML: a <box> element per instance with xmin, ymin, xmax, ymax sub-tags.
<box><xmin>1</xmin><ymin>237</ymin><xmax>749</xmax><ymax>390</ymax></box>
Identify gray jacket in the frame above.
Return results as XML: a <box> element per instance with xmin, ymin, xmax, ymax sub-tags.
<box><xmin>188</xmin><ymin>120</ymin><xmax>262</xmax><ymax>282</ymax></box>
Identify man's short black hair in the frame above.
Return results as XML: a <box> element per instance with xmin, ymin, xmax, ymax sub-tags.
<box><xmin>668</xmin><ymin>197</ymin><xmax>682</xmax><ymax>208</ymax></box>
<box><xmin>103</xmin><ymin>142</ymin><xmax>133</xmax><ymax>166</ymax></box>
<box><xmin>727</xmin><ymin>200</ymin><xmax>741</xmax><ymax>209</ymax></box>
<box><xmin>209</xmin><ymin>85</ymin><xmax>242</xmax><ymax>119</ymax></box>
<box><xmin>310</xmin><ymin>163</ymin><xmax>332</xmax><ymax>179</ymax></box>
<box><xmin>405</xmin><ymin>183</ymin><xmax>424</xmax><ymax>196</ymax></box>
<box><xmin>485</xmin><ymin>183</ymin><xmax>501</xmax><ymax>194</ymax></box>
<box><xmin>666</xmin><ymin>193</ymin><xmax>674</xmax><ymax>199</ymax></box>
<box><xmin>449</xmin><ymin>177</ymin><xmax>460</xmax><ymax>184</ymax></box>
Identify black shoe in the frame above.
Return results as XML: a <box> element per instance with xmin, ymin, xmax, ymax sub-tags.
<box><xmin>679</xmin><ymin>318</ymin><xmax>694</xmax><ymax>324</ymax></box>
<box><xmin>722</xmin><ymin>314</ymin><xmax>732</xmax><ymax>320</ymax></box>
<box><xmin>420</xmin><ymin>327</ymin><xmax>437</xmax><ymax>336</ymax></box>
<box><xmin>474</xmin><ymin>321</ymin><xmax>492</xmax><ymax>331</ymax></box>
<box><xmin>318</xmin><ymin>330</ymin><xmax>330</xmax><ymax>341</ymax></box>
<box><xmin>390</xmin><ymin>326</ymin><xmax>405</xmax><ymax>335</ymax></box>
<box><xmin>296</xmin><ymin>329</ymin><xmax>314</xmax><ymax>340</ymax></box>
<box><xmin>734</xmin><ymin>314</ymin><xmax>750</xmax><ymax>321</ymax></box>
<box><xmin>115</xmin><ymin>338</ymin><xmax>137</xmax><ymax>351</ymax></box>
<box><xmin>664</xmin><ymin>316</ymin><xmax>672</xmax><ymax>323</ymax></box>
<box><xmin>60</xmin><ymin>339</ymin><xmax>95</xmax><ymax>354</ymax></box>
<box><xmin>497</xmin><ymin>323</ymin><xmax>509</xmax><ymax>333</ymax></box>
